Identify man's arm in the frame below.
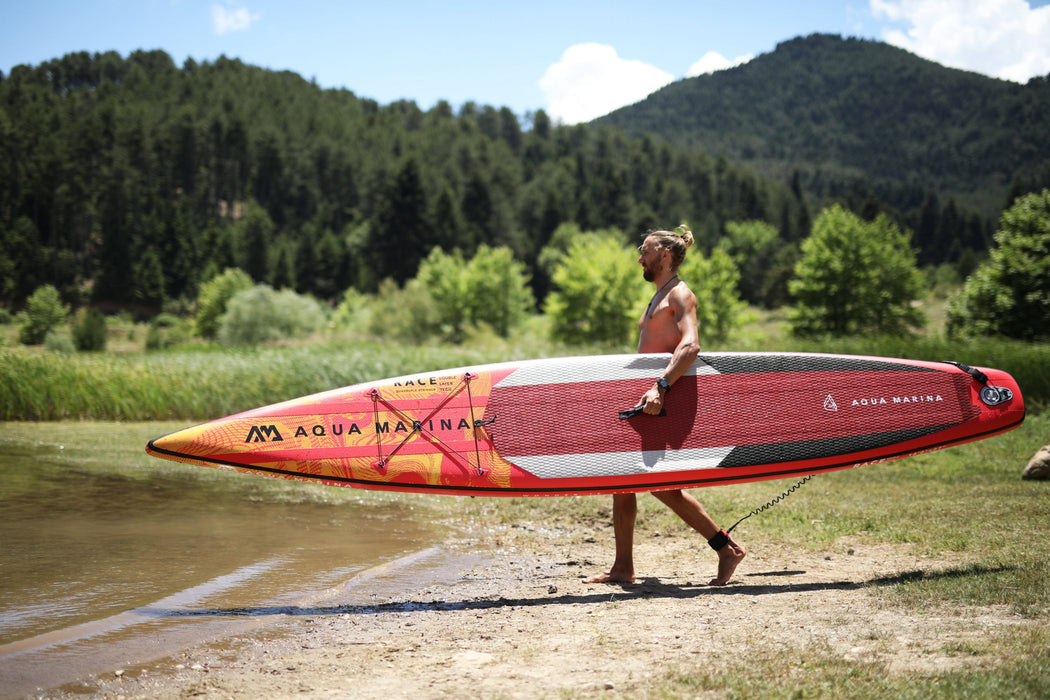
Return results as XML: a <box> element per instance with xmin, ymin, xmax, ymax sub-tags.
<box><xmin>640</xmin><ymin>288</ymin><xmax>700</xmax><ymax>414</ymax></box>
<box><xmin>662</xmin><ymin>289</ymin><xmax>700</xmax><ymax>384</ymax></box>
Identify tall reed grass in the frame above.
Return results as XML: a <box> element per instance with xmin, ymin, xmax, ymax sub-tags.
<box><xmin>0</xmin><ymin>341</ymin><xmax>509</xmax><ymax>421</ymax></box>
<box><xmin>2</xmin><ymin>332</ymin><xmax>1046</xmax><ymax>421</ymax></box>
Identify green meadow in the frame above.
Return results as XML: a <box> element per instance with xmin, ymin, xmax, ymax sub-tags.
<box><xmin>2</xmin><ymin>309</ymin><xmax>1048</xmax><ymax>698</ymax></box>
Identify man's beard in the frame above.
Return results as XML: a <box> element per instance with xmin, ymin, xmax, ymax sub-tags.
<box><xmin>642</xmin><ymin>265</ymin><xmax>656</xmax><ymax>282</ymax></box>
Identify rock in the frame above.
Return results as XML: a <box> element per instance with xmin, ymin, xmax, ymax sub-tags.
<box><xmin>1022</xmin><ymin>445</ymin><xmax>1050</xmax><ymax>480</ymax></box>
<box><xmin>452</xmin><ymin>650</ymin><xmax>495</xmax><ymax>667</ymax></box>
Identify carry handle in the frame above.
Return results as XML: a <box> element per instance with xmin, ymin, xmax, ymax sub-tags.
<box><xmin>618</xmin><ymin>406</ymin><xmax>667</xmax><ymax>419</ymax></box>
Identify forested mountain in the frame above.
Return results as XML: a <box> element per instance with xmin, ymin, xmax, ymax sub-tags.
<box><xmin>599</xmin><ymin>33</ymin><xmax>1050</xmax><ymax>262</ymax></box>
<box><xmin>0</xmin><ymin>49</ymin><xmax>808</xmax><ymax>311</ymax></box>
<box><xmin>4</xmin><ymin>37</ymin><xmax>1047</xmax><ymax>314</ymax></box>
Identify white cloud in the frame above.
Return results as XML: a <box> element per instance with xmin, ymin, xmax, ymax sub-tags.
<box><xmin>686</xmin><ymin>50</ymin><xmax>755</xmax><ymax>77</ymax></box>
<box><xmin>871</xmin><ymin>0</ymin><xmax>1050</xmax><ymax>82</ymax></box>
<box><xmin>212</xmin><ymin>3</ymin><xmax>260</xmax><ymax>36</ymax></box>
<box><xmin>538</xmin><ymin>43</ymin><xmax>674</xmax><ymax>124</ymax></box>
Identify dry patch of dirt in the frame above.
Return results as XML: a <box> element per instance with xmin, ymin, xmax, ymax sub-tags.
<box><xmin>70</xmin><ymin>521</ymin><xmax>1035</xmax><ymax>699</ymax></box>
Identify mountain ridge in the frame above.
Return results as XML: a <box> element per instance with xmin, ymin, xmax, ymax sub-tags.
<box><xmin>597</xmin><ymin>33</ymin><xmax>1050</xmax><ymax>220</ymax></box>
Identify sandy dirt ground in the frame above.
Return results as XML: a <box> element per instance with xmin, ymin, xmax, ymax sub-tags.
<box><xmin>41</xmin><ymin>512</ymin><xmax>1037</xmax><ymax>700</ymax></box>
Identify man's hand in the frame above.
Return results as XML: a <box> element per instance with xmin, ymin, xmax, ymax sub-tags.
<box><xmin>639</xmin><ymin>384</ymin><xmax>665</xmax><ymax>415</ymax></box>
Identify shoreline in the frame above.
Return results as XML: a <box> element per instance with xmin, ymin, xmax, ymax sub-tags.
<box><xmin>2</xmin><ymin>546</ymin><xmax>481</xmax><ymax>700</ymax></box>
<box><xmin>41</xmin><ymin>513</ymin><xmax>1036</xmax><ymax>699</ymax></box>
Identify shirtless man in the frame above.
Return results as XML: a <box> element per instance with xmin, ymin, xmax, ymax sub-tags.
<box><xmin>585</xmin><ymin>225</ymin><xmax>746</xmax><ymax>586</ymax></box>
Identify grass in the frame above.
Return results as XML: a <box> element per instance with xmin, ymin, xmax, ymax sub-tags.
<box><xmin>652</xmin><ymin>628</ymin><xmax>1050</xmax><ymax>699</ymax></box>
<box><xmin>0</xmin><ymin>336</ymin><xmax>552</xmax><ymax>421</ymax></box>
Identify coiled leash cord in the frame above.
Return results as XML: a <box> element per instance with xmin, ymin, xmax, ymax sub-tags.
<box><xmin>726</xmin><ymin>475</ymin><xmax>814</xmax><ymax>535</ymax></box>
<box><xmin>707</xmin><ymin>475</ymin><xmax>813</xmax><ymax>551</ymax></box>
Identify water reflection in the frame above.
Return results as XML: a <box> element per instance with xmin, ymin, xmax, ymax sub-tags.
<box><xmin>0</xmin><ymin>423</ymin><xmax>435</xmax><ymax>694</ymax></box>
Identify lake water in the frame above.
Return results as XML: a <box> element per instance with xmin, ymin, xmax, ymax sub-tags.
<box><xmin>0</xmin><ymin>422</ymin><xmax>444</xmax><ymax>696</ymax></box>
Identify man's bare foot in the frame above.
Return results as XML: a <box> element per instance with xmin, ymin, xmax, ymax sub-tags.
<box><xmin>583</xmin><ymin>568</ymin><xmax>635</xmax><ymax>584</ymax></box>
<box><xmin>708</xmin><ymin>541</ymin><xmax>746</xmax><ymax>586</ymax></box>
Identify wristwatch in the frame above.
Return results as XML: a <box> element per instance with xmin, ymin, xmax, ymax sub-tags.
<box><xmin>656</xmin><ymin>377</ymin><xmax>670</xmax><ymax>392</ymax></box>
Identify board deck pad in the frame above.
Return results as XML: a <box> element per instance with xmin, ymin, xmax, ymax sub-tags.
<box><xmin>147</xmin><ymin>352</ymin><xmax>1025</xmax><ymax>496</ymax></box>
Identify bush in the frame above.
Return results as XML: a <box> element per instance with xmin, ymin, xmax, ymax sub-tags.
<box><xmin>218</xmin><ymin>285</ymin><xmax>326</xmax><ymax>346</ymax></box>
<box><xmin>145</xmin><ymin>313</ymin><xmax>194</xmax><ymax>350</ymax></box>
<box><xmin>330</xmin><ymin>288</ymin><xmax>373</xmax><ymax>335</ymax></box>
<box><xmin>18</xmin><ymin>285</ymin><xmax>69</xmax><ymax>345</ymax></box>
<box><xmin>367</xmin><ymin>278</ymin><xmax>440</xmax><ymax>343</ymax></box>
<box><xmin>72</xmin><ymin>308</ymin><xmax>107</xmax><ymax>351</ymax></box>
<box><xmin>44</xmin><ymin>328</ymin><xmax>76</xmax><ymax>354</ymax></box>
<box><xmin>924</xmin><ymin>263</ymin><xmax>963</xmax><ymax>299</ymax></box>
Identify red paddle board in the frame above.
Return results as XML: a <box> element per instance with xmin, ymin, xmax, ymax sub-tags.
<box><xmin>146</xmin><ymin>352</ymin><xmax>1025</xmax><ymax>496</ymax></box>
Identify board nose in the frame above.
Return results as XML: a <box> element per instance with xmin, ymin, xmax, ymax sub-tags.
<box><xmin>146</xmin><ymin>425</ymin><xmax>207</xmax><ymax>463</ymax></box>
<box><xmin>146</xmin><ymin>430</ymin><xmax>184</xmax><ymax>458</ymax></box>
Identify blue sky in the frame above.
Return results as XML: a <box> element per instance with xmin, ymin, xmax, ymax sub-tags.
<box><xmin>3</xmin><ymin>1</ymin><xmax>1050</xmax><ymax>123</ymax></box>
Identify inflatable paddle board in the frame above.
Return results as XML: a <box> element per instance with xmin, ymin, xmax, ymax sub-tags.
<box><xmin>147</xmin><ymin>352</ymin><xmax>1024</xmax><ymax>496</ymax></box>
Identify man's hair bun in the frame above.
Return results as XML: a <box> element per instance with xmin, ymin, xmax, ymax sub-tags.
<box><xmin>674</xmin><ymin>224</ymin><xmax>694</xmax><ymax>249</ymax></box>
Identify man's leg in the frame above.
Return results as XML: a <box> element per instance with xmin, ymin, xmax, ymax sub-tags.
<box><xmin>652</xmin><ymin>489</ymin><xmax>746</xmax><ymax>586</ymax></box>
<box><xmin>584</xmin><ymin>492</ymin><xmax>637</xmax><ymax>583</ymax></box>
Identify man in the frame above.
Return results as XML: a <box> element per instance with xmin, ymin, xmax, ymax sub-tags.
<box><xmin>585</xmin><ymin>225</ymin><xmax>746</xmax><ymax>586</ymax></box>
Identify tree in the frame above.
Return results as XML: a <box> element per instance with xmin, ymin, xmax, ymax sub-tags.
<box><xmin>717</xmin><ymin>220</ymin><xmax>782</xmax><ymax>307</ymax></box>
<box><xmin>679</xmin><ymin>247</ymin><xmax>744</xmax><ymax>344</ymax></box>
<box><xmin>313</xmin><ymin>228</ymin><xmax>346</xmax><ymax>300</ymax></box>
<box><xmin>946</xmin><ymin>189</ymin><xmax>1050</xmax><ymax>340</ymax></box>
<box><xmin>132</xmin><ymin>247</ymin><xmax>166</xmax><ymax>308</ymax></box>
<box><xmin>294</xmin><ymin>228</ymin><xmax>319</xmax><ymax>294</ymax></box>
<box><xmin>463</xmin><ymin>245</ymin><xmax>534</xmax><ymax>337</ymax></box>
<box><xmin>195</xmin><ymin>267</ymin><xmax>254</xmax><ymax>339</ymax></box>
<box><xmin>537</xmin><ymin>223</ymin><xmax>623</xmax><ymax>281</ymax></box>
<box><xmin>72</xmin><ymin>307</ymin><xmax>107</xmax><ymax>351</ymax></box>
<box><xmin>789</xmin><ymin>205</ymin><xmax>925</xmax><ymax>336</ymax></box>
<box><xmin>3</xmin><ymin>45</ymin><xmax>1025</xmax><ymax>317</ymax></box>
<box><xmin>18</xmin><ymin>285</ymin><xmax>69</xmax><ymax>345</ymax></box>
<box><xmin>545</xmin><ymin>234</ymin><xmax>645</xmax><ymax>346</ymax></box>
<box><xmin>461</xmin><ymin>171</ymin><xmax>495</xmax><ymax>251</ymax></box>
<box><xmin>760</xmin><ymin>242</ymin><xmax>800</xmax><ymax>309</ymax></box>
<box><xmin>429</xmin><ymin>187</ymin><xmax>464</xmax><ymax>252</ymax></box>
<box><xmin>415</xmin><ymin>247</ymin><xmax>470</xmax><ymax>342</ymax></box>
<box><xmin>270</xmin><ymin>239</ymin><xmax>296</xmax><ymax>290</ymax></box>
<box><xmin>369</xmin><ymin>157</ymin><xmax>430</xmax><ymax>285</ymax></box>
<box><xmin>235</xmin><ymin>201</ymin><xmax>275</xmax><ymax>283</ymax></box>
<box><xmin>415</xmin><ymin>245</ymin><xmax>534</xmax><ymax>342</ymax></box>
<box><xmin>0</xmin><ymin>217</ymin><xmax>45</xmax><ymax>303</ymax></box>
